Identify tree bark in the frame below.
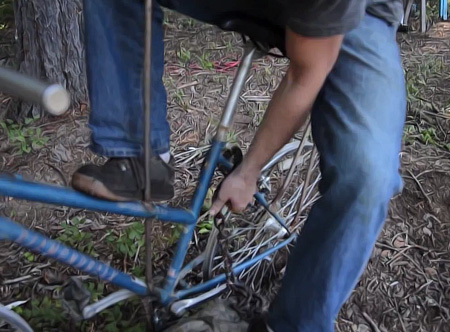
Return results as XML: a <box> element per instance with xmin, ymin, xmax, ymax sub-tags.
<box><xmin>13</xmin><ymin>0</ymin><xmax>86</xmax><ymax>118</ymax></box>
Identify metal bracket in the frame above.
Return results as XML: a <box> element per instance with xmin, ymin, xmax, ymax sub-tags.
<box><xmin>169</xmin><ymin>284</ymin><xmax>227</xmax><ymax>316</ymax></box>
<box><xmin>82</xmin><ymin>289</ymin><xmax>137</xmax><ymax>320</ymax></box>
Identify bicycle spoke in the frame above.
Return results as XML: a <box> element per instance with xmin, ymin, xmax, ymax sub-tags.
<box><xmin>202</xmin><ymin>135</ymin><xmax>321</xmax><ymax>301</ymax></box>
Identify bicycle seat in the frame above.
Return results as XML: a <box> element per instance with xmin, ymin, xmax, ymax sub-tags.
<box><xmin>158</xmin><ymin>0</ymin><xmax>286</xmax><ymax>56</ymax></box>
<box><xmin>218</xmin><ymin>16</ymin><xmax>286</xmax><ymax>56</ymax></box>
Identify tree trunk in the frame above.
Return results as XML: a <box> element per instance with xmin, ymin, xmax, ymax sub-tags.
<box><xmin>13</xmin><ymin>0</ymin><xmax>86</xmax><ymax>118</ymax></box>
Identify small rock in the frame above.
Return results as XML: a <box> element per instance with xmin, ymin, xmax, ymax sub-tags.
<box><xmin>381</xmin><ymin>249</ymin><xmax>391</xmax><ymax>257</ymax></box>
<box><xmin>357</xmin><ymin>324</ymin><xmax>370</xmax><ymax>332</ymax></box>
<box><xmin>425</xmin><ymin>267</ymin><xmax>437</xmax><ymax>276</ymax></box>
<box><xmin>422</xmin><ymin>227</ymin><xmax>432</xmax><ymax>236</ymax></box>
<box><xmin>394</xmin><ymin>236</ymin><xmax>405</xmax><ymax>248</ymax></box>
<box><xmin>371</xmin><ymin>247</ymin><xmax>382</xmax><ymax>258</ymax></box>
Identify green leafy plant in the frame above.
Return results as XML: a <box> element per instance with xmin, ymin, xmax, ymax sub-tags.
<box><xmin>112</xmin><ymin>222</ymin><xmax>145</xmax><ymax>258</ymax></box>
<box><xmin>226</xmin><ymin>130</ymin><xmax>238</xmax><ymax>144</ymax></box>
<box><xmin>176</xmin><ymin>47</ymin><xmax>191</xmax><ymax>64</ymax></box>
<box><xmin>406</xmin><ymin>76</ymin><xmax>419</xmax><ymax>102</ymax></box>
<box><xmin>403</xmin><ymin>124</ymin><xmax>418</xmax><ymax>144</ymax></box>
<box><xmin>196</xmin><ymin>53</ymin><xmax>214</xmax><ymax>70</ymax></box>
<box><xmin>173</xmin><ymin>89</ymin><xmax>188</xmax><ymax>110</ymax></box>
<box><xmin>187</xmin><ymin>18</ymin><xmax>196</xmax><ymax>27</ymax></box>
<box><xmin>420</xmin><ymin>128</ymin><xmax>437</xmax><ymax>145</ymax></box>
<box><xmin>24</xmin><ymin>251</ymin><xmax>35</xmax><ymax>262</ymax></box>
<box><xmin>57</xmin><ymin>217</ymin><xmax>96</xmax><ymax>256</ymax></box>
<box><xmin>197</xmin><ymin>218</ymin><xmax>214</xmax><ymax>234</ymax></box>
<box><xmin>86</xmin><ymin>282</ymin><xmax>105</xmax><ymax>302</ymax></box>
<box><xmin>426</xmin><ymin>1</ymin><xmax>439</xmax><ymax>21</ymax></box>
<box><xmin>130</xmin><ymin>265</ymin><xmax>145</xmax><ymax>278</ymax></box>
<box><xmin>0</xmin><ymin>117</ymin><xmax>49</xmax><ymax>154</ymax></box>
<box><xmin>14</xmin><ymin>297</ymin><xmax>64</xmax><ymax>330</ymax></box>
<box><xmin>101</xmin><ymin>305</ymin><xmax>145</xmax><ymax>332</ymax></box>
<box><xmin>167</xmin><ymin>224</ymin><xmax>185</xmax><ymax>246</ymax></box>
<box><xmin>0</xmin><ymin>0</ymin><xmax>13</xmax><ymax>29</ymax></box>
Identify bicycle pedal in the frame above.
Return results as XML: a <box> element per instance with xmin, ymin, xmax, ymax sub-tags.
<box><xmin>61</xmin><ymin>277</ymin><xmax>91</xmax><ymax>321</ymax></box>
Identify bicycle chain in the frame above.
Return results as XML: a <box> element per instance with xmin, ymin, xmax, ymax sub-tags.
<box><xmin>213</xmin><ymin>208</ymin><xmax>266</xmax><ymax>321</ymax></box>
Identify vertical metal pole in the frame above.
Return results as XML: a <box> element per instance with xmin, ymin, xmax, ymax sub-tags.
<box><xmin>294</xmin><ymin>145</ymin><xmax>317</xmax><ymax>224</ymax></box>
<box><xmin>143</xmin><ymin>0</ymin><xmax>154</xmax><ymax>326</ymax></box>
<box><xmin>421</xmin><ymin>0</ymin><xmax>427</xmax><ymax>33</ymax></box>
<box><xmin>272</xmin><ymin>122</ymin><xmax>311</xmax><ymax>206</ymax></box>
<box><xmin>215</xmin><ymin>46</ymin><xmax>257</xmax><ymax>141</ymax></box>
<box><xmin>403</xmin><ymin>0</ymin><xmax>414</xmax><ymax>27</ymax></box>
<box><xmin>144</xmin><ymin>0</ymin><xmax>153</xmax><ymax>201</ymax></box>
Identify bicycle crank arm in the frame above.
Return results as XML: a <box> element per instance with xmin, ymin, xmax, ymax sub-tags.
<box><xmin>82</xmin><ymin>289</ymin><xmax>138</xmax><ymax>319</ymax></box>
<box><xmin>170</xmin><ymin>284</ymin><xmax>227</xmax><ymax>316</ymax></box>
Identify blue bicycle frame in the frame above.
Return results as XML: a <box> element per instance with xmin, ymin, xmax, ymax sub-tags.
<box><xmin>441</xmin><ymin>0</ymin><xmax>448</xmax><ymax>20</ymax></box>
<box><xmin>0</xmin><ymin>45</ymin><xmax>296</xmax><ymax>311</ymax></box>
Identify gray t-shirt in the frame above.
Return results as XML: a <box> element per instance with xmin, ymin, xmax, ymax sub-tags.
<box><xmin>285</xmin><ymin>0</ymin><xmax>403</xmax><ymax>37</ymax></box>
<box><xmin>160</xmin><ymin>0</ymin><xmax>403</xmax><ymax>39</ymax></box>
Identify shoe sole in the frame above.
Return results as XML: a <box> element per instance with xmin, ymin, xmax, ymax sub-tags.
<box><xmin>72</xmin><ymin>173</ymin><xmax>131</xmax><ymax>201</ymax></box>
<box><xmin>72</xmin><ymin>173</ymin><xmax>173</xmax><ymax>202</ymax></box>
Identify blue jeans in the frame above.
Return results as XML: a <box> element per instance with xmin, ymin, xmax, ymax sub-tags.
<box><xmin>83</xmin><ymin>2</ymin><xmax>406</xmax><ymax>331</ymax></box>
<box><xmin>83</xmin><ymin>0</ymin><xmax>170</xmax><ymax>156</ymax></box>
<box><xmin>268</xmin><ymin>15</ymin><xmax>406</xmax><ymax>332</ymax></box>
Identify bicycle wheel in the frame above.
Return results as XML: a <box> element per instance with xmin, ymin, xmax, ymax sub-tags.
<box><xmin>202</xmin><ymin>125</ymin><xmax>321</xmax><ymax>297</ymax></box>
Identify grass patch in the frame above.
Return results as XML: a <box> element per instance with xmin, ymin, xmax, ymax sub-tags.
<box><xmin>106</xmin><ymin>222</ymin><xmax>145</xmax><ymax>258</ymax></box>
<box><xmin>167</xmin><ymin>224</ymin><xmax>185</xmax><ymax>246</ymax></box>
<box><xmin>13</xmin><ymin>286</ymin><xmax>145</xmax><ymax>332</ymax></box>
<box><xmin>0</xmin><ymin>116</ymin><xmax>49</xmax><ymax>154</ymax></box>
<box><xmin>13</xmin><ymin>298</ymin><xmax>65</xmax><ymax>330</ymax></box>
<box><xmin>405</xmin><ymin>55</ymin><xmax>445</xmax><ymax>103</ymax></box>
<box><xmin>195</xmin><ymin>52</ymin><xmax>214</xmax><ymax>70</ymax></box>
<box><xmin>57</xmin><ymin>217</ymin><xmax>97</xmax><ymax>257</ymax></box>
<box><xmin>176</xmin><ymin>46</ymin><xmax>191</xmax><ymax>65</ymax></box>
<box><xmin>0</xmin><ymin>0</ymin><xmax>14</xmax><ymax>29</ymax></box>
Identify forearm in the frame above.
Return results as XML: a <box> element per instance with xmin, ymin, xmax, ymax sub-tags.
<box><xmin>239</xmin><ymin>70</ymin><xmax>318</xmax><ymax>178</ymax></box>
<box><xmin>210</xmin><ymin>31</ymin><xmax>343</xmax><ymax>214</ymax></box>
<box><xmin>238</xmin><ymin>31</ymin><xmax>343</xmax><ymax>180</ymax></box>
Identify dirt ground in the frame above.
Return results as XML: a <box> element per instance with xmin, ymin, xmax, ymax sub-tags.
<box><xmin>0</xmin><ymin>9</ymin><xmax>449</xmax><ymax>332</ymax></box>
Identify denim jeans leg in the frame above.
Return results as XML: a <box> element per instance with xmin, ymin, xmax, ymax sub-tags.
<box><xmin>268</xmin><ymin>14</ymin><xmax>406</xmax><ymax>332</ymax></box>
<box><xmin>83</xmin><ymin>0</ymin><xmax>170</xmax><ymax>157</ymax></box>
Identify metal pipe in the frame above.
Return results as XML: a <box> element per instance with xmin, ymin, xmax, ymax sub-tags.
<box><xmin>143</xmin><ymin>0</ymin><xmax>154</xmax><ymax>310</ymax></box>
<box><xmin>421</xmin><ymin>0</ymin><xmax>427</xmax><ymax>32</ymax></box>
<box><xmin>190</xmin><ymin>140</ymin><xmax>226</xmax><ymax>216</ymax></box>
<box><xmin>295</xmin><ymin>145</ymin><xmax>317</xmax><ymax>223</ymax></box>
<box><xmin>0</xmin><ymin>306</ymin><xmax>33</xmax><ymax>332</ymax></box>
<box><xmin>0</xmin><ymin>66</ymin><xmax>70</xmax><ymax>115</ymax></box>
<box><xmin>272</xmin><ymin>122</ymin><xmax>311</xmax><ymax>205</ymax></box>
<box><xmin>216</xmin><ymin>46</ymin><xmax>256</xmax><ymax>140</ymax></box>
<box><xmin>441</xmin><ymin>0</ymin><xmax>448</xmax><ymax>20</ymax></box>
<box><xmin>170</xmin><ymin>284</ymin><xmax>227</xmax><ymax>316</ymax></box>
<box><xmin>144</xmin><ymin>0</ymin><xmax>153</xmax><ymax>202</ymax></box>
<box><xmin>403</xmin><ymin>0</ymin><xmax>414</xmax><ymax>25</ymax></box>
<box><xmin>0</xmin><ymin>175</ymin><xmax>196</xmax><ymax>224</ymax></box>
<box><xmin>82</xmin><ymin>289</ymin><xmax>137</xmax><ymax>319</ymax></box>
